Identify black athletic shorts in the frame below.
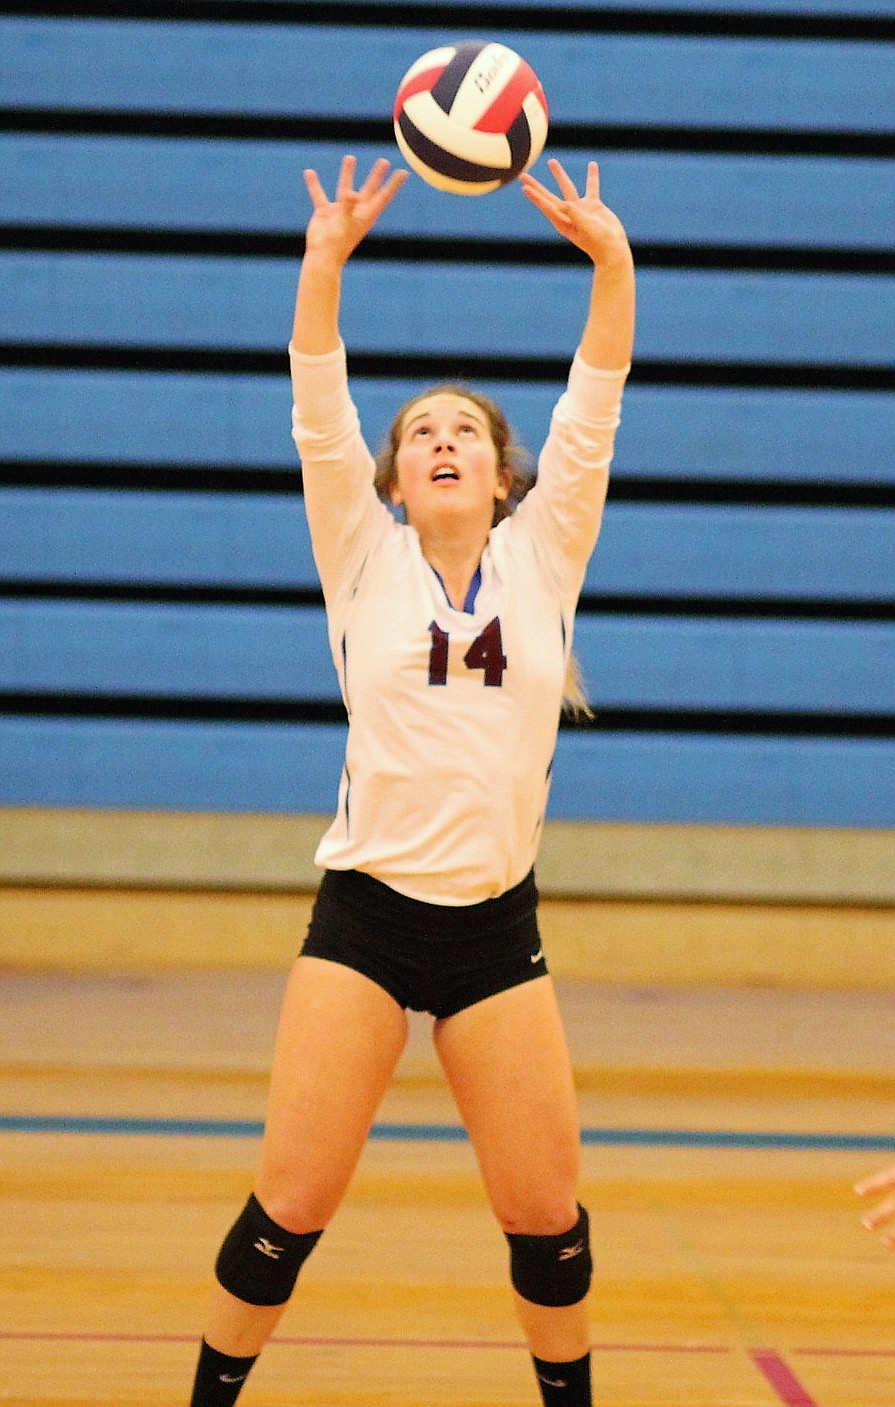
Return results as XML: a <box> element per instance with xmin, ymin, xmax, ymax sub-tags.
<box><xmin>299</xmin><ymin>867</ymin><xmax>548</xmax><ymax>1019</ymax></box>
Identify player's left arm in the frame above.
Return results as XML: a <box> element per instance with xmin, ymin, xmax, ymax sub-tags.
<box><xmin>512</xmin><ymin>160</ymin><xmax>633</xmax><ymax>591</ymax></box>
<box><xmin>520</xmin><ymin>158</ymin><xmax>635</xmax><ymax>372</ymax></box>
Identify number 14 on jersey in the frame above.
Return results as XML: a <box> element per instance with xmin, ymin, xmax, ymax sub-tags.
<box><xmin>427</xmin><ymin>617</ymin><xmax>507</xmax><ymax>688</ymax></box>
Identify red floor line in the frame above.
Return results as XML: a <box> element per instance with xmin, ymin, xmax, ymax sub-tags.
<box><xmin>0</xmin><ymin>1329</ymin><xmax>730</xmax><ymax>1354</ymax></box>
<box><xmin>0</xmin><ymin>1332</ymin><xmax>199</xmax><ymax>1344</ymax></box>
<box><xmin>275</xmin><ymin>1337</ymin><xmax>731</xmax><ymax>1354</ymax></box>
<box><xmin>277</xmin><ymin>1336</ymin><xmax>526</xmax><ymax>1351</ymax></box>
<box><xmin>750</xmin><ymin>1349</ymin><xmax>820</xmax><ymax>1407</ymax></box>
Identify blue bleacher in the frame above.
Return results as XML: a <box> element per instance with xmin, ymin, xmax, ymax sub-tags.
<box><xmin>1</xmin><ymin>372</ymin><xmax>891</xmax><ymax>487</ymax></box>
<box><xmin>4</xmin><ymin>252</ymin><xmax>893</xmax><ymax>367</ymax></box>
<box><xmin>4</xmin><ymin>136</ymin><xmax>894</xmax><ymax>251</ymax></box>
<box><xmin>3</xmin><ymin>19</ymin><xmax>893</xmax><ymax>131</ymax></box>
<box><xmin>2</xmin><ymin>490</ymin><xmax>892</xmax><ymax>602</ymax></box>
<box><xmin>2</xmin><ymin>598</ymin><xmax>894</xmax><ymax>716</ymax></box>
<box><xmin>1</xmin><ymin>9</ymin><xmax>893</xmax><ymax>828</ymax></box>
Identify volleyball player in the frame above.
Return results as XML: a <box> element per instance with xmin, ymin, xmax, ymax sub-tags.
<box><xmin>187</xmin><ymin>152</ymin><xmax>635</xmax><ymax>1407</ymax></box>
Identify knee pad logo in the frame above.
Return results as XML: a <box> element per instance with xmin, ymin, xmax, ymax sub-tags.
<box><xmin>215</xmin><ymin>1195</ymin><xmax>324</xmax><ymax>1306</ymax></box>
<box><xmin>558</xmin><ymin>1238</ymin><xmax>585</xmax><ymax>1261</ymax></box>
<box><xmin>254</xmin><ymin>1236</ymin><xmax>285</xmax><ymax>1260</ymax></box>
<box><xmin>506</xmin><ymin>1205</ymin><xmax>592</xmax><ymax>1307</ymax></box>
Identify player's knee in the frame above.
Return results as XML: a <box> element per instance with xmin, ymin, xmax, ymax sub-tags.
<box><xmin>215</xmin><ymin>1193</ymin><xmax>324</xmax><ymax>1307</ymax></box>
<box><xmin>505</xmin><ymin>1203</ymin><xmax>592</xmax><ymax>1307</ymax></box>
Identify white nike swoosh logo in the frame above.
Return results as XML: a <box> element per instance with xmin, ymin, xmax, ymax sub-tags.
<box><xmin>530</xmin><ymin>946</ymin><xmax>544</xmax><ymax>963</ymax></box>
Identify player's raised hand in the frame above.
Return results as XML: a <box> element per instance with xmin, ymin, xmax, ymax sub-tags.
<box><xmin>520</xmin><ymin>159</ymin><xmax>631</xmax><ymax>269</ymax></box>
<box><xmin>303</xmin><ymin>155</ymin><xmax>408</xmax><ymax>266</ymax></box>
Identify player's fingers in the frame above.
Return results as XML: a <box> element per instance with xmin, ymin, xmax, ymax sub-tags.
<box><xmin>585</xmin><ymin>161</ymin><xmax>601</xmax><ymax>202</ymax></box>
<box><xmin>861</xmin><ymin>1193</ymin><xmax>895</xmax><ymax>1228</ymax></box>
<box><xmin>369</xmin><ymin>168</ymin><xmax>409</xmax><ymax>218</ymax></box>
<box><xmin>546</xmin><ymin>158</ymin><xmax>580</xmax><ymax>202</ymax></box>
<box><xmin>357</xmin><ymin>156</ymin><xmax>393</xmax><ymax>197</ymax></box>
<box><xmin>520</xmin><ymin>191</ymin><xmax>575</xmax><ymax>233</ymax></box>
<box><xmin>382</xmin><ymin>168</ymin><xmax>410</xmax><ymax>201</ymax></box>
<box><xmin>518</xmin><ymin>173</ymin><xmax>559</xmax><ymax>209</ymax></box>
<box><xmin>855</xmin><ymin>1168</ymin><xmax>895</xmax><ymax>1197</ymax></box>
<box><xmin>518</xmin><ymin>171</ymin><xmax>549</xmax><ymax>196</ymax></box>
<box><xmin>335</xmin><ymin>154</ymin><xmax>358</xmax><ymax>201</ymax></box>
<box><xmin>519</xmin><ymin>173</ymin><xmax>572</xmax><ymax>220</ymax></box>
<box><xmin>303</xmin><ymin>168</ymin><xmax>329</xmax><ymax>208</ymax></box>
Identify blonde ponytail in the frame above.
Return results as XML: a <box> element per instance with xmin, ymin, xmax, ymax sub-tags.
<box><xmin>562</xmin><ymin>653</ymin><xmax>593</xmax><ymax>720</ymax></box>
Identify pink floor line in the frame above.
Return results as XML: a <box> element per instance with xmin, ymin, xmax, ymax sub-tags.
<box><xmin>1</xmin><ymin>1331</ymin><xmax>828</xmax><ymax>1404</ymax></box>
<box><xmin>750</xmin><ymin>1349</ymin><xmax>820</xmax><ymax>1407</ymax></box>
<box><xmin>795</xmin><ymin>1346</ymin><xmax>895</xmax><ymax>1358</ymax></box>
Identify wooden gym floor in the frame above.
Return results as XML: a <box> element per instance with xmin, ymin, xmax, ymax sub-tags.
<box><xmin>3</xmin><ymin>954</ymin><xmax>895</xmax><ymax>1405</ymax></box>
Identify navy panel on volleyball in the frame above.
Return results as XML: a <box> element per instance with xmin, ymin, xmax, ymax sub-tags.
<box><xmin>393</xmin><ymin>41</ymin><xmax>549</xmax><ymax>196</ymax></box>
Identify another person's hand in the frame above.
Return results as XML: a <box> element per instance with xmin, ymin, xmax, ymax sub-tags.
<box><xmin>855</xmin><ymin>1163</ymin><xmax>895</xmax><ymax>1247</ymax></box>
<box><xmin>303</xmin><ymin>155</ymin><xmax>407</xmax><ymax>268</ymax></box>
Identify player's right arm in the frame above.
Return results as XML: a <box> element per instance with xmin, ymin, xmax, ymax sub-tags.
<box><xmin>292</xmin><ymin>156</ymin><xmax>407</xmax><ymax>355</ymax></box>
<box><xmin>290</xmin><ymin>157</ymin><xmax>407</xmax><ymax>601</ymax></box>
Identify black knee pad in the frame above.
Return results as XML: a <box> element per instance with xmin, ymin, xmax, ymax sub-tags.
<box><xmin>506</xmin><ymin>1204</ymin><xmax>592</xmax><ymax>1307</ymax></box>
<box><xmin>215</xmin><ymin>1193</ymin><xmax>324</xmax><ymax>1307</ymax></box>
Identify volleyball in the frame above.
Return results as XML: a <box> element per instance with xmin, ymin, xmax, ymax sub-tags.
<box><xmin>393</xmin><ymin>41</ymin><xmax>549</xmax><ymax>196</ymax></box>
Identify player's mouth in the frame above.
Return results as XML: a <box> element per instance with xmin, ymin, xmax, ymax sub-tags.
<box><xmin>431</xmin><ymin>464</ymin><xmax>460</xmax><ymax>482</ymax></box>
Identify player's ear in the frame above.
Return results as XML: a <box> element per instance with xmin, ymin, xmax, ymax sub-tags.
<box><xmin>389</xmin><ymin>481</ymin><xmax>404</xmax><ymax>506</ymax></box>
<box><xmin>494</xmin><ymin>467</ymin><xmax>512</xmax><ymax>501</ymax></box>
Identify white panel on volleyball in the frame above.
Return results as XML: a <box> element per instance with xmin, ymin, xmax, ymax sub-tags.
<box><xmin>449</xmin><ymin>44</ymin><xmax>525</xmax><ymax>127</ymax></box>
<box><xmin>398</xmin><ymin>90</ymin><xmax>515</xmax><ymax>189</ymax></box>
<box><xmin>396</xmin><ymin>45</ymin><xmax>454</xmax><ymax>87</ymax></box>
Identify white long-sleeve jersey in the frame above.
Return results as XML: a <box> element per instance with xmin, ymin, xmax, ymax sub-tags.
<box><xmin>290</xmin><ymin>342</ymin><xmax>627</xmax><ymax>905</ymax></box>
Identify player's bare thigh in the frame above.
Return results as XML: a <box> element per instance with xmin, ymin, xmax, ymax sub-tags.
<box><xmin>255</xmin><ymin>955</ymin><xmax>409</xmax><ymax>1231</ymax></box>
<box><xmin>433</xmin><ymin>974</ymin><xmax>581</xmax><ymax>1233</ymax></box>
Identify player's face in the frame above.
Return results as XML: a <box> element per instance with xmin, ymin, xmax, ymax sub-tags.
<box><xmin>391</xmin><ymin>394</ymin><xmax>510</xmax><ymax>527</ymax></box>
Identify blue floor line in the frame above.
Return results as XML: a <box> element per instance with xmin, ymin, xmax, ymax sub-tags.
<box><xmin>1</xmin><ymin>1114</ymin><xmax>894</xmax><ymax>1151</ymax></box>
